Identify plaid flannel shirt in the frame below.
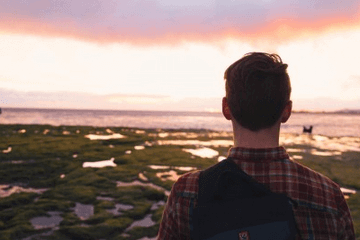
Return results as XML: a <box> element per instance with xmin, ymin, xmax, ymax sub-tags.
<box><xmin>157</xmin><ymin>147</ymin><xmax>355</xmax><ymax>239</ymax></box>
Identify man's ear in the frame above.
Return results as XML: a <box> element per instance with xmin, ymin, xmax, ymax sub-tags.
<box><xmin>222</xmin><ymin>97</ymin><xmax>232</xmax><ymax>120</ymax></box>
<box><xmin>281</xmin><ymin>101</ymin><xmax>292</xmax><ymax>123</ymax></box>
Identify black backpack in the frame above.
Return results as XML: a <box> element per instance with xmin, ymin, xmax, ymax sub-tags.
<box><xmin>190</xmin><ymin>158</ymin><xmax>298</xmax><ymax>240</ymax></box>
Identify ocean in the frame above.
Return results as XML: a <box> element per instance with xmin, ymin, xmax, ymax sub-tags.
<box><xmin>1</xmin><ymin>107</ymin><xmax>360</xmax><ymax>137</ymax></box>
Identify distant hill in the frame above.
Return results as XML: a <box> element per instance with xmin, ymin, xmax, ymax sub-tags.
<box><xmin>333</xmin><ymin>109</ymin><xmax>360</xmax><ymax>114</ymax></box>
<box><xmin>292</xmin><ymin>109</ymin><xmax>360</xmax><ymax>114</ymax></box>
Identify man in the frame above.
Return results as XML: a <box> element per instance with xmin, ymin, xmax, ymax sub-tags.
<box><xmin>157</xmin><ymin>52</ymin><xmax>355</xmax><ymax>239</ymax></box>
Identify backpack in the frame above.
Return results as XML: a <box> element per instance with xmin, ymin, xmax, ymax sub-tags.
<box><xmin>190</xmin><ymin>158</ymin><xmax>298</xmax><ymax>240</ymax></box>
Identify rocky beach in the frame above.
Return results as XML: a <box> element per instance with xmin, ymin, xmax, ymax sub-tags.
<box><xmin>0</xmin><ymin>124</ymin><xmax>359</xmax><ymax>239</ymax></box>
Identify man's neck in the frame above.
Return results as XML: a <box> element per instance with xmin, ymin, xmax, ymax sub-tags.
<box><xmin>232</xmin><ymin>122</ymin><xmax>280</xmax><ymax>149</ymax></box>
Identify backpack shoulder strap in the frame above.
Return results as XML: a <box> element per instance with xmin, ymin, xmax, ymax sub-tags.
<box><xmin>198</xmin><ymin>157</ymin><xmax>271</xmax><ymax>205</ymax></box>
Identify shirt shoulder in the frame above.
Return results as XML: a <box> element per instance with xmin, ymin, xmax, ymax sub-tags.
<box><xmin>172</xmin><ymin>170</ymin><xmax>201</xmax><ymax>198</ymax></box>
<box><xmin>290</xmin><ymin>159</ymin><xmax>340</xmax><ymax>192</ymax></box>
<box><xmin>284</xmin><ymin>159</ymin><xmax>344</xmax><ymax>210</ymax></box>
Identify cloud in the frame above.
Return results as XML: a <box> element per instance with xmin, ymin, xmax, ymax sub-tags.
<box><xmin>0</xmin><ymin>88</ymin><xmax>222</xmax><ymax>111</ymax></box>
<box><xmin>340</xmin><ymin>76</ymin><xmax>360</xmax><ymax>99</ymax></box>
<box><xmin>106</xmin><ymin>95</ymin><xmax>167</xmax><ymax>104</ymax></box>
<box><xmin>293</xmin><ymin>97</ymin><xmax>360</xmax><ymax>111</ymax></box>
<box><xmin>1</xmin><ymin>0</ymin><xmax>360</xmax><ymax>45</ymax></box>
<box><xmin>2</xmin><ymin>88</ymin><xmax>360</xmax><ymax>112</ymax></box>
<box><xmin>344</xmin><ymin>75</ymin><xmax>360</xmax><ymax>88</ymax></box>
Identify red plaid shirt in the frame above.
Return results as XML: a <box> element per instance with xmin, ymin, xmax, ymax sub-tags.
<box><xmin>158</xmin><ymin>147</ymin><xmax>355</xmax><ymax>239</ymax></box>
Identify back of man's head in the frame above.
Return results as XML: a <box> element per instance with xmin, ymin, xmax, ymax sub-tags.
<box><xmin>224</xmin><ymin>52</ymin><xmax>291</xmax><ymax>131</ymax></box>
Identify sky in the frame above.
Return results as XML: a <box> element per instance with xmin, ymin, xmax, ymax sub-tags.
<box><xmin>1</xmin><ymin>0</ymin><xmax>360</xmax><ymax>112</ymax></box>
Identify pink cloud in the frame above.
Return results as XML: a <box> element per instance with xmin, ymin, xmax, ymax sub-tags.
<box><xmin>1</xmin><ymin>0</ymin><xmax>360</xmax><ymax>45</ymax></box>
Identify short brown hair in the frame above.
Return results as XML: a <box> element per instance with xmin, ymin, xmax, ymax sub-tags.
<box><xmin>224</xmin><ymin>52</ymin><xmax>291</xmax><ymax>131</ymax></box>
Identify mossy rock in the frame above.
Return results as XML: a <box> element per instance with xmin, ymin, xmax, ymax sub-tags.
<box><xmin>60</xmin><ymin>217</ymin><xmax>132</xmax><ymax>240</ymax></box>
<box><xmin>0</xmin><ymin>222</ymin><xmax>36</xmax><ymax>240</ymax></box>
<box><xmin>42</xmin><ymin>186</ymin><xmax>97</xmax><ymax>204</ymax></box>
<box><xmin>96</xmin><ymin>200</ymin><xmax>115</xmax><ymax>209</ymax></box>
<box><xmin>102</xmin><ymin>218</ymin><xmax>133</xmax><ymax>233</ymax></box>
<box><xmin>141</xmin><ymin>188</ymin><xmax>166</xmax><ymax>201</ymax></box>
<box><xmin>32</xmin><ymin>198</ymin><xmax>74</xmax><ymax>212</ymax></box>
<box><xmin>84</xmin><ymin>211</ymin><xmax>113</xmax><ymax>225</ymax></box>
<box><xmin>347</xmin><ymin>193</ymin><xmax>360</xmax><ymax>239</ymax></box>
<box><xmin>59</xmin><ymin>225</ymin><xmax>96</xmax><ymax>240</ymax></box>
<box><xmin>96</xmin><ymin>166</ymin><xmax>139</xmax><ymax>182</ymax></box>
<box><xmin>126</xmin><ymin>224</ymin><xmax>159</xmax><ymax>240</ymax></box>
<box><xmin>111</xmin><ymin>186</ymin><xmax>160</xmax><ymax>204</ymax></box>
<box><xmin>0</xmin><ymin>192</ymin><xmax>38</xmax><ymax>210</ymax></box>
<box><xmin>0</xmin><ymin>209</ymin><xmax>16</xmax><ymax>227</ymax></box>
<box><xmin>7</xmin><ymin>208</ymin><xmax>48</xmax><ymax>228</ymax></box>
<box><xmin>113</xmin><ymin>158</ymin><xmax>129</xmax><ymax>165</ymax></box>
<box><xmin>152</xmin><ymin>205</ymin><xmax>165</xmax><ymax>223</ymax></box>
<box><xmin>124</xmin><ymin>201</ymin><xmax>152</xmax><ymax>220</ymax></box>
<box><xmin>0</xmin><ymin>159</ymin><xmax>73</xmax><ymax>188</ymax></box>
<box><xmin>65</xmin><ymin>171</ymin><xmax>116</xmax><ymax>190</ymax></box>
<box><xmin>60</xmin><ymin>212</ymin><xmax>81</xmax><ymax>226</ymax></box>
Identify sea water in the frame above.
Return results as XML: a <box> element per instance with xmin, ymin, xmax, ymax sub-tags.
<box><xmin>1</xmin><ymin>108</ymin><xmax>360</xmax><ymax>137</ymax></box>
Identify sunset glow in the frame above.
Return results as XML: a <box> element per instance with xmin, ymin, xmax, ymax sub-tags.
<box><xmin>1</xmin><ymin>0</ymin><xmax>360</xmax><ymax>111</ymax></box>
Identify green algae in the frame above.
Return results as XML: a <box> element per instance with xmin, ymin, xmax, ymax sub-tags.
<box><xmin>0</xmin><ymin>124</ymin><xmax>359</xmax><ymax>239</ymax></box>
<box><xmin>348</xmin><ymin>193</ymin><xmax>360</xmax><ymax>239</ymax></box>
<box><xmin>59</xmin><ymin>217</ymin><xmax>133</xmax><ymax>240</ymax></box>
<box><xmin>126</xmin><ymin>224</ymin><xmax>159</xmax><ymax>240</ymax></box>
<box><xmin>0</xmin><ymin>192</ymin><xmax>38</xmax><ymax>210</ymax></box>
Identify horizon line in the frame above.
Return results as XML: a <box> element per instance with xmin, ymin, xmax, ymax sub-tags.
<box><xmin>2</xmin><ymin>106</ymin><xmax>360</xmax><ymax>114</ymax></box>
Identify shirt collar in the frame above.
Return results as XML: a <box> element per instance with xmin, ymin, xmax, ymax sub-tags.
<box><xmin>228</xmin><ymin>146</ymin><xmax>289</xmax><ymax>162</ymax></box>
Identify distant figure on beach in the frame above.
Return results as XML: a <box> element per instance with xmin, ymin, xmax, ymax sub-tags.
<box><xmin>157</xmin><ymin>52</ymin><xmax>355</xmax><ymax>239</ymax></box>
<box><xmin>303</xmin><ymin>125</ymin><xmax>313</xmax><ymax>133</ymax></box>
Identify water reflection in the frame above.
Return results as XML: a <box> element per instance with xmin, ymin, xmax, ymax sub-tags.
<box><xmin>156</xmin><ymin>133</ymin><xmax>360</xmax><ymax>154</ymax></box>
<box><xmin>183</xmin><ymin>147</ymin><xmax>219</xmax><ymax>158</ymax></box>
<box><xmin>138</xmin><ymin>172</ymin><xmax>148</xmax><ymax>181</ymax></box>
<box><xmin>83</xmin><ymin>157</ymin><xmax>116</xmax><ymax>168</ymax></box>
<box><xmin>341</xmin><ymin>187</ymin><xmax>357</xmax><ymax>199</ymax></box>
<box><xmin>117</xmin><ymin>180</ymin><xmax>170</xmax><ymax>196</ymax></box>
<box><xmin>106</xmin><ymin>203</ymin><xmax>134</xmax><ymax>216</ymax></box>
<box><xmin>96</xmin><ymin>196</ymin><xmax>114</xmax><ymax>201</ymax></box>
<box><xmin>96</xmin><ymin>196</ymin><xmax>136</xmax><ymax>215</ymax></box>
<box><xmin>154</xmin><ymin>131</ymin><xmax>232</xmax><ymax>139</ymax></box>
<box><xmin>148</xmin><ymin>165</ymin><xmax>169</xmax><ymax>170</ymax></box>
<box><xmin>85</xmin><ymin>133</ymin><xmax>126</xmax><ymax>140</ymax></box>
<box><xmin>30</xmin><ymin>211</ymin><xmax>62</xmax><ymax>229</ymax></box>
<box><xmin>125</xmin><ymin>214</ymin><xmax>155</xmax><ymax>231</ymax></box>
<box><xmin>0</xmin><ymin>185</ymin><xmax>48</xmax><ymax>198</ymax></box>
<box><xmin>73</xmin><ymin>203</ymin><xmax>94</xmax><ymax>220</ymax></box>
<box><xmin>157</xmin><ymin>139</ymin><xmax>233</xmax><ymax>147</ymax></box>
<box><xmin>151</xmin><ymin>200</ymin><xmax>165</xmax><ymax>210</ymax></box>
<box><xmin>341</xmin><ymin>188</ymin><xmax>357</xmax><ymax>195</ymax></box>
<box><xmin>2</xmin><ymin>146</ymin><xmax>12</xmax><ymax>153</ymax></box>
<box><xmin>286</xmin><ymin>148</ymin><xmax>305</xmax><ymax>153</ymax></box>
<box><xmin>156</xmin><ymin>170</ymin><xmax>181</xmax><ymax>182</ymax></box>
<box><xmin>157</xmin><ymin>132</ymin><xmax>199</xmax><ymax>138</ymax></box>
<box><xmin>280</xmin><ymin>133</ymin><xmax>360</xmax><ymax>153</ymax></box>
<box><xmin>135</xmin><ymin>146</ymin><xmax>145</xmax><ymax>150</ymax></box>
<box><xmin>148</xmin><ymin>165</ymin><xmax>197</xmax><ymax>171</ymax></box>
<box><xmin>310</xmin><ymin>149</ymin><xmax>341</xmax><ymax>156</ymax></box>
